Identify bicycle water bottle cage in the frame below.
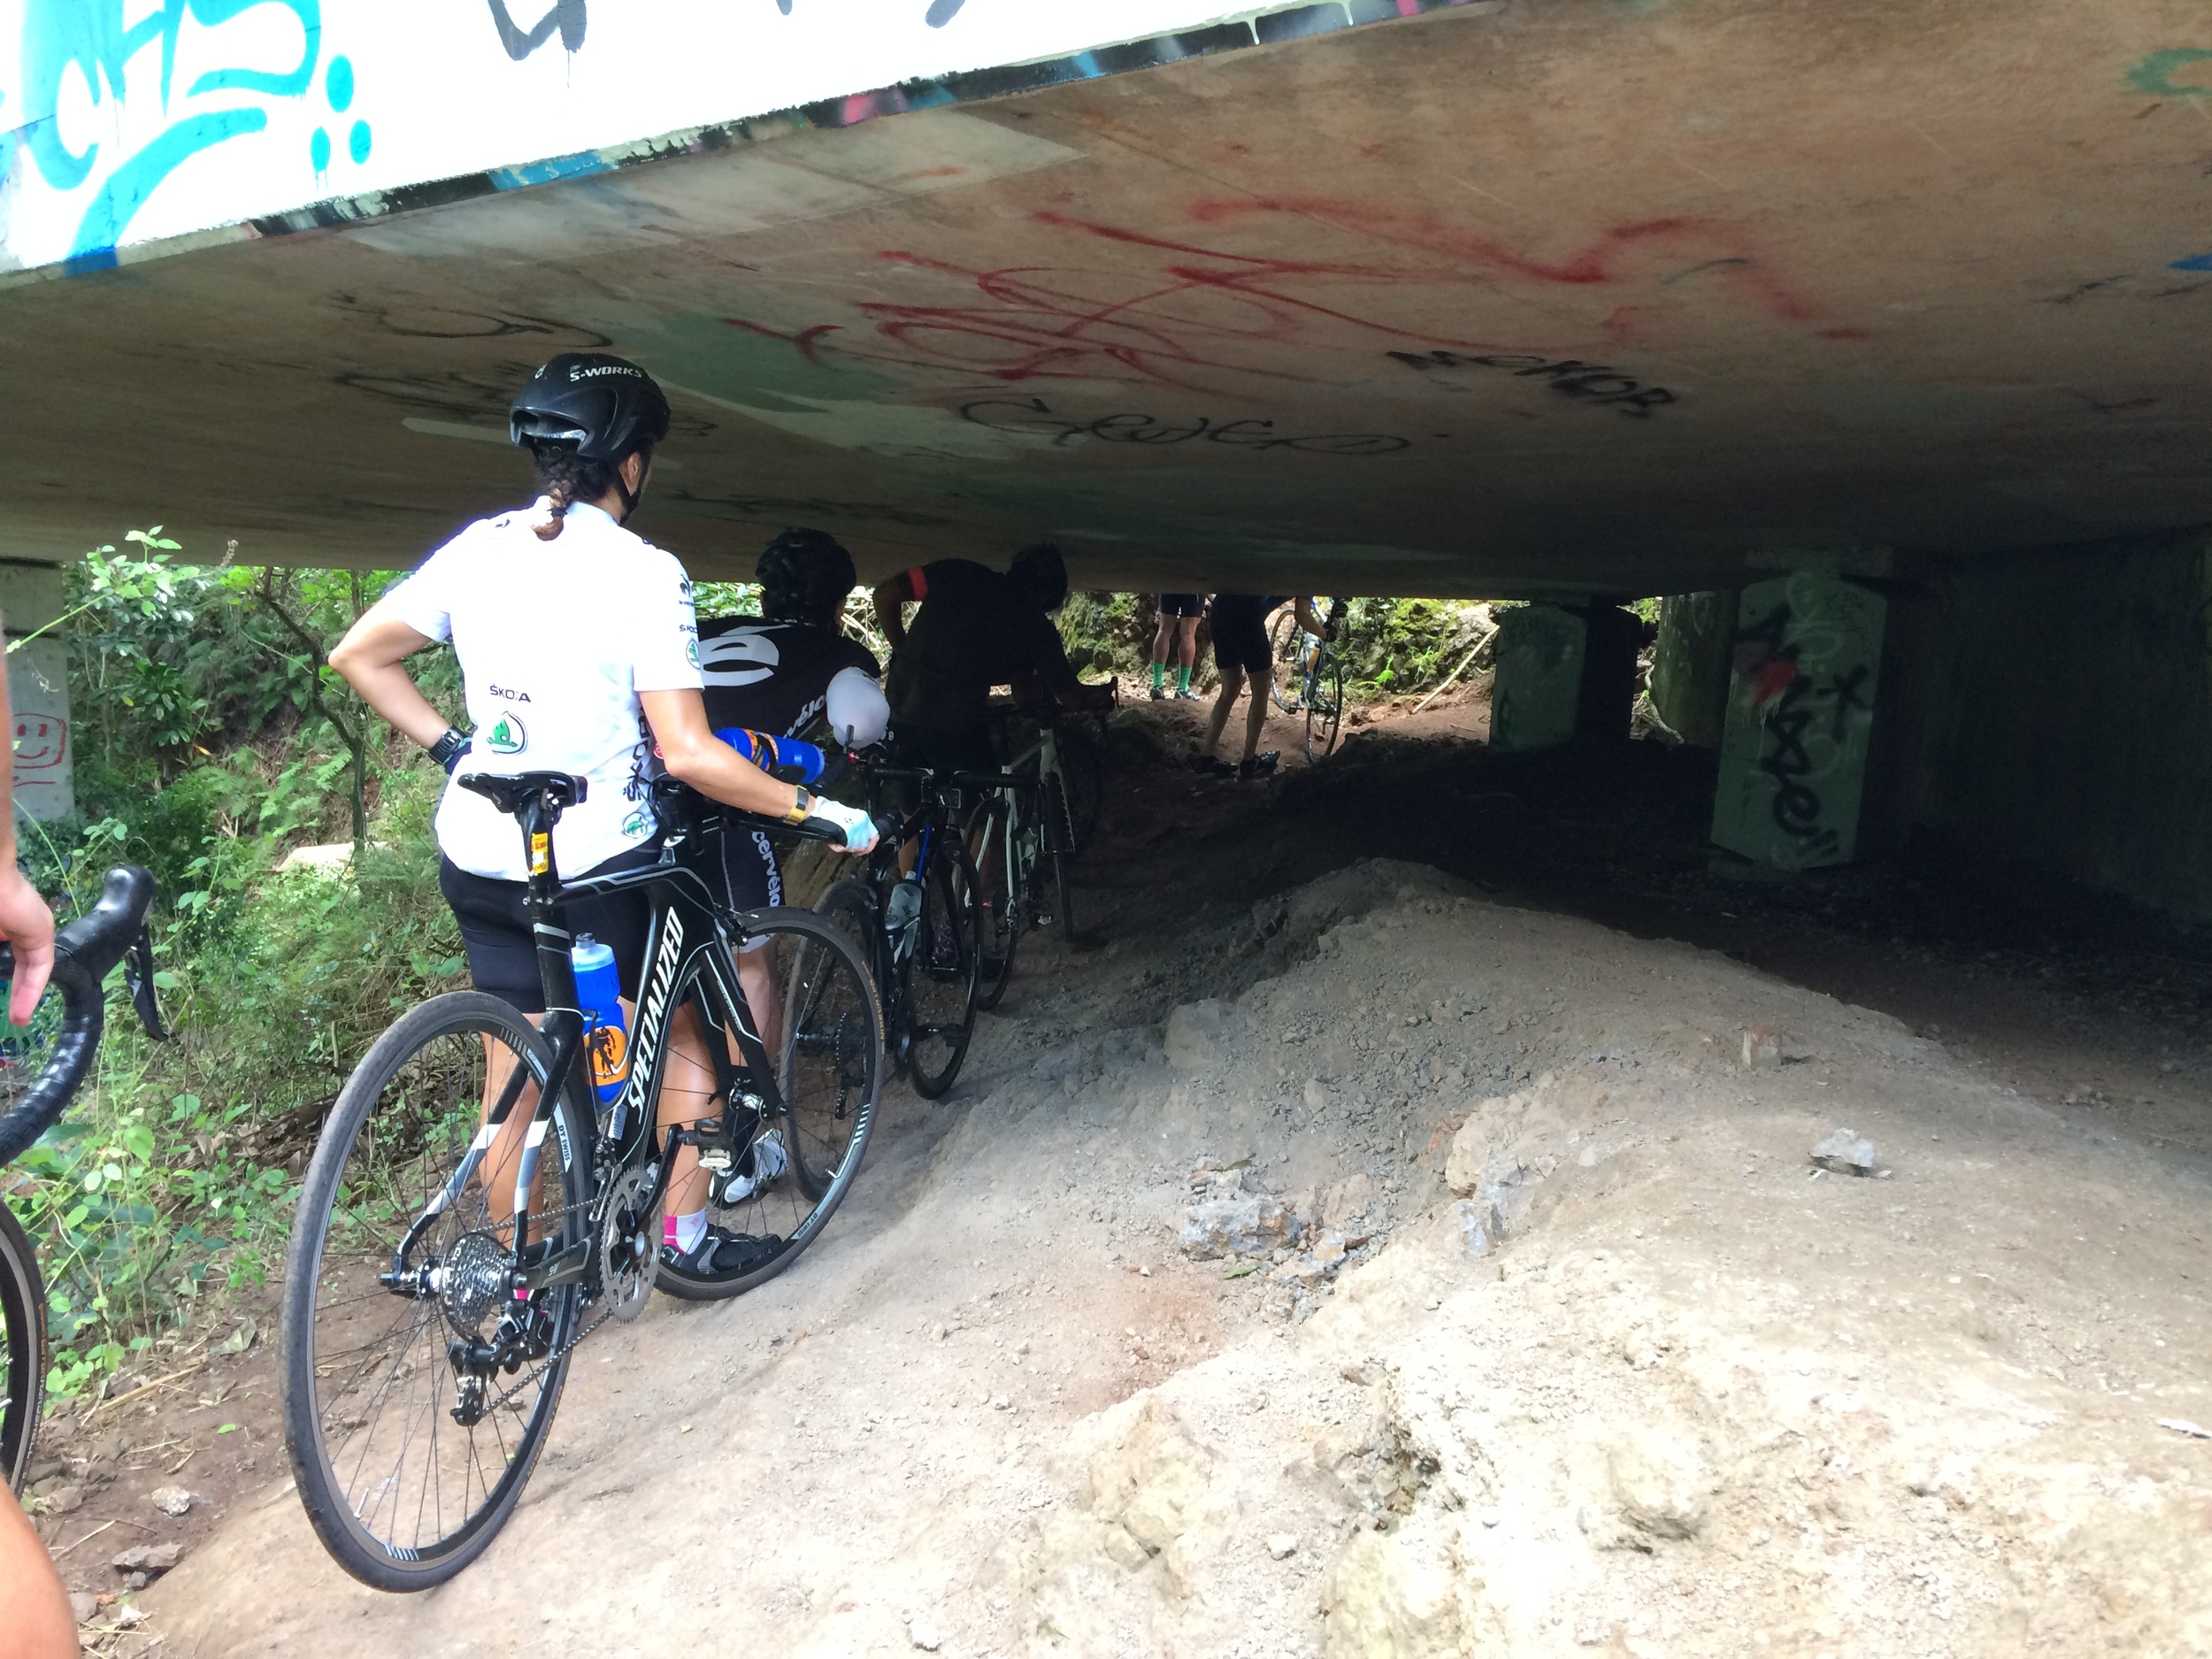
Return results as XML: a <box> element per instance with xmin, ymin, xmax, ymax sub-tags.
<box><xmin>459</xmin><ymin>772</ymin><xmax>588</xmax><ymax>819</ymax></box>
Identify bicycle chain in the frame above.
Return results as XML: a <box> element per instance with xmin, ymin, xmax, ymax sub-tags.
<box><xmin>445</xmin><ymin>1189</ymin><xmax>617</xmax><ymax>1420</ymax></box>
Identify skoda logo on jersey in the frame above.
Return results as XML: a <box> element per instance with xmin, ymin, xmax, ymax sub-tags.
<box><xmin>621</xmin><ymin>809</ymin><xmax>651</xmax><ymax>840</ymax></box>
<box><xmin>486</xmin><ymin>714</ymin><xmax>528</xmax><ymax>756</ymax></box>
<box><xmin>700</xmin><ymin>626</ymin><xmax>780</xmax><ymax>689</ymax></box>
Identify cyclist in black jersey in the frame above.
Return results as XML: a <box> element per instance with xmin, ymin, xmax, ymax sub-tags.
<box><xmin>695</xmin><ymin>528</ymin><xmax>887</xmax><ymax>1070</ymax></box>
<box><xmin>1198</xmin><ymin>594</ymin><xmax>1329</xmax><ymax>779</ymax></box>
<box><xmin>872</xmin><ymin>542</ymin><xmax>1112</xmax><ymax>775</ymax></box>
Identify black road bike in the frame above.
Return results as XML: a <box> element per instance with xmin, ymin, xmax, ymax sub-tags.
<box><xmin>813</xmin><ymin>765</ymin><xmax>980</xmax><ymax>1099</ymax></box>
<box><xmin>280</xmin><ymin>772</ymin><xmax>884</xmax><ymax>1590</ymax></box>
<box><xmin>963</xmin><ymin>712</ymin><xmax>1087</xmax><ymax>1010</ymax></box>
<box><xmin>1</xmin><ymin>866</ymin><xmax>166</xmax><ymax>1494</ymax></box>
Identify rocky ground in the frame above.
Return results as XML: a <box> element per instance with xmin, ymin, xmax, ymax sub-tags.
<box><xmin>34</xmin><ymin>686</ymin><xmax>2212</xmax><ymax>1655</ymax></box>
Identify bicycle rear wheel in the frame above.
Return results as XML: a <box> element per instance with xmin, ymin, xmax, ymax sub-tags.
<box><xmin>1057</xmin><ymin>728</ymin><xmax>1106</xmax><ymax>852</ymax></box>
<box><xmin>906</xmin><ymin>842</ymin><xmax>981</xmax><ymax>1097</ymax></box>
<box><xmin>1044</xmin><ymin>772</ymin><xmax>1079</xmax><ymax>942</ymax></box>
<box><xmin>281</xmin><ymin>993</ymin><xmax>588</xmax><ymax>1590</ymax></box>
<box><xmin>1267</xmin><ymin>610</ymin><xmax>1304</xmax><ymax>712</ymax></box>
<box><xmin>0</xmin><ymin>1205</ymin><xmax>44</xmax><ymax>1495</ymax></box>
<box><xmin>659</xmin><ymin>910</ymin><xmax>883</xmax><ymax>1300</ymax></box>
<box><xmin>1306</xmin><ymin>650</ymin><xmax>1348</xmax><ymax>762</ymax></box>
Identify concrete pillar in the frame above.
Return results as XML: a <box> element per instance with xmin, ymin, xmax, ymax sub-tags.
<box><xmin>1649</xmin><ymin>590</ymin><xmax>1738</xmax><ymax>749</ymax></box>
<box><xmin>1572</xmin><ymin>603</ymin><xmax>1642</xmax><ymax>743</ymax></box>
<box><xmin>0</xmin><ymin>564</ymin><xmax>73</xmax><ymax>822</ymax></box>
<box><xmin>1489</xmin><ymin>604</ymin><xmax>1584</xmax><ymax>752</ymax></box>
<box><xmin>1710</xmin><ymin>572</ymin><xmax>1886</xmax><ymax>869</ymax></box>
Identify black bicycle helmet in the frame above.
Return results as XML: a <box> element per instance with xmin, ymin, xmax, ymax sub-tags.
<box><xmin>757</xmin><ymin>528</ymin><xmax>857</xmax><ymax>627</ymax></box>
<box><xmin>509</xmin><ymin>352</ymin><xmax>671</xmax><ymax>462</ymax></box>
<box><xmin>1007</xmin><ymin>541</ymin><xmax>1068</xmax><ymax>614</ymax></box>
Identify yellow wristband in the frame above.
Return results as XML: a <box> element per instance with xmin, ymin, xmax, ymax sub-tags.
<box><xmin>783</xmin><ymin>787</ymin><xmax>814</xmax><ymax>826</ymax></box>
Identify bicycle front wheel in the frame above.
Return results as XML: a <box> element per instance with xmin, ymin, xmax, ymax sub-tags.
<box><xmin>906</xmin><ymin>842</ymin><xmax>981</xmax><ymax>1098</ymax></box>
<box><xmin>1057</xmin><ymin>728</ymin><xmax>1106</xmax><ymax>853</ymax></box>
<box><xmin>0</xmin><ymin>1204</ymin><xmax>45</xmax><ymax>1494</ymax></box>
<box><xmin>280</xmin><ymin>992</ymin><xmax>589</xmax><ymax>1591</ymax></box>
<box><xmin>968</xmin><ymin>800</ymin><xmax>1022</xmax><ymax>1012</ymax></box>
<box><xmin>660</xmin><ymin>908</ymin><xmax>884</xmax><ymax>1301</ymax></box>
<box><xmin>1307</xmin><ymin>650</ymin><xmax>1348</xmax><ymax>762</ymax></box>
<box><xmin>1044</xmin><ymin>772</ymin><xmax>1079</xmax><ymax>943</ymax></box>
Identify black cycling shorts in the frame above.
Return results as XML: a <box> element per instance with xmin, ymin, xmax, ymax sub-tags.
<box><xmin>1210</xmin><ymin>599</ymin><xmax>1276</xmax><ymax>677</ymax></box>
<box><xmin>703</xmin><ymin>818</ymin><xmax>781</xmax><ymax>953</ymax></box>
<box><xmin>1157</xmin><ymin>593</ymin><xmax>1204</xmax><ymax>618</ymax></box>
<box><xmin>440</xmin><ymin>845</ymin><xmax>659</xmax><ymax>1015</ymax></box>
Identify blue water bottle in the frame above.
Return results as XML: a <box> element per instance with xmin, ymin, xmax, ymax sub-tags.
<box><xmin>571</xmin><ymin>933</ymin><xmax>629</xmax><ymax>1106</ymax></box>
<box><xmin>715</xmin><ymin>726</ymin><xmax>827</xmax><ymax>785</ymax></box>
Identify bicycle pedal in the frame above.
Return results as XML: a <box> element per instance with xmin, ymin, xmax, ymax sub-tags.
<box><xmin>697</xmin><ymin>1146</ymin><xmax>733</xmax><ymax>1173</ymax></box>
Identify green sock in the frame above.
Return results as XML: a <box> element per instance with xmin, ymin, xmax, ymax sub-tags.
<box><xmin>1177</xmin><ymin>665</ymin><xmax>1192</xmax><ymax>692</ymax></box>
<box><xmin>1151</xmin><ymin>662</ymin><xmax>1165</xmax><ymax>691</ymax></box>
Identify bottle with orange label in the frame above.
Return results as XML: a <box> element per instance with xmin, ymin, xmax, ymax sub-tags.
<box><xmin>571</xmin><ymin>933</ymin><xmax>630</xmax><ymax>1105</ymax></box>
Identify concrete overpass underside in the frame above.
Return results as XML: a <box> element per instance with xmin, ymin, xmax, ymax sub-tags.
<box><xmin>10</xmin><ymin>0</ymin><xmax>2212</xmax><ymax>595</ymax></box>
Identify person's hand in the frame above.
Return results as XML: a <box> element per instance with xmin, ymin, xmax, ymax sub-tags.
<box><xmin>0</xmin><ymin>867</ymin><xmax>55</xmax><ymax>1026</ymax></box>
<box><xmin>808</xmin><ymin>797</ymin><xmax>879</xmax><ymax>856</ymax></box>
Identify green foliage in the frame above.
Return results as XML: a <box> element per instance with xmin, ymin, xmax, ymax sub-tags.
<box><xmin>1058</xmin><ymin>591</ymin><xmax>1148</xmax><ymax>678</ymax></box>
<box><xmin>4</xmin><ymin>530</ymin><xmax>467</xmax><ymax>1399</ymax></box>
<box><xmin>1332</xmin><ymin>597</ymin><xmax>1496</xmax><ymax>699</ymax></box>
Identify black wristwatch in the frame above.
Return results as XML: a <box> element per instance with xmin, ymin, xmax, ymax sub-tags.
<box><xmin>428</xmin><ymin>727</ymin><xmax>472</xmax><ymax>774</ymax></box>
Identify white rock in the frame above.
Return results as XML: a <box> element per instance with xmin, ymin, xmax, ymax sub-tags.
<box><xmin>1810</xmin><ymin>1128</ymin><xmax>1878</xmax><ymax>1174</ymax></box>
<box><xmin>909</xmin><ymin>1617</ymin><xmax>943</xmax><ymax>1652</ymax></box>
<box><xmin>1165</xmin><ymin>1001</ymin><xmax>1233</xmax><ymax>1071</ymax></box>
<box><xmin>1266</xmin><ymin>1532</ymin><xmax>1299</xmax><ymax>1560</ymax></box>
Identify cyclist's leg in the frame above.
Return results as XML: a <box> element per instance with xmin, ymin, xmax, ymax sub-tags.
<box><xmin>1176</xmin><ymin>615</ymin><xmax>1200</xmax><ymax>694</ymax></box>
<box><xmin>718</xmin><ymin>820</ymin><xmax>787</xmax><ymax>1057</ymax></box>
<box><xmin>1242</xmin><ymin>666</ymin><xmax>1273</xmax><ymax>764</ymax></box>
<box><xmin>1</xmin><ymin>1483</ymin><xmax>74</xmax><ymax>1657</ymax></box>
<box><xmin>1202</xmin><ymin>664</ymin><xmax>1245</xmax><ymax>757</ymax></box>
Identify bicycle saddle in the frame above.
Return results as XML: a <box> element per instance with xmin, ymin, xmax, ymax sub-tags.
<box><xmin>458</xmin><ymin>772</ymin><xmax>589</xmax><ymax>817</ymax></box>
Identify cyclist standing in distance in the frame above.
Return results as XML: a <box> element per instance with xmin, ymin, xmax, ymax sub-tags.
<box><xmin>695</xmin><ymin>526</ymin><xmax>887</xmax><ymax>1073</ymax></box>
<box><xmin>1196</xmin><ymin>594</ymin><xmax>1329</xmax><ymax>779</ymax></box>
<box><xmin>872</xmin><ymin>543</ymin><xmax>1113</xmax><ymax>777</ymax></box>
<box><xmin>0</xmin><ymin>612</ymin><xmax>71</xmax><ymax>1659</ymax></box>
<box><xmin>1148</xmin><ymin>593</ymin><xmax>1204</xmax><ymax>701</ymax></box>
<box><xmin>331</xmin><ymin>353</ymin><xmax>876</xmax><ymax>1278</ymax></box>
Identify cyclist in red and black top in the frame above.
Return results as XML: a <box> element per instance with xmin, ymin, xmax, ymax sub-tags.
<box><xmin>872</xmin><ymin>543</ymin><xmax>1113</xmax><ymax>774</ymax></box>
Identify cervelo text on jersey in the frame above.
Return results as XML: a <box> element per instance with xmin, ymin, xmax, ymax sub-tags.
<box><xmin>389</xmin><ymin>499</ymin><xmax>701</xmax><ymax>882</ymax></box>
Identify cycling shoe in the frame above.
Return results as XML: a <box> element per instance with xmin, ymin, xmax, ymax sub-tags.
<box><xmin>710</xmin><ymin>1134</ymin><xmax>788</xmax><ymax>1207</ymax></box>
<box><xmin>1236</xmin><ymin>750</ymin><xmax>1280</xmax><ymax>780</ymax></box>
<box><xmin>662</xmin><ymin>1224</ymin><xmax>781</xmax><ymax>1278</ymax></box>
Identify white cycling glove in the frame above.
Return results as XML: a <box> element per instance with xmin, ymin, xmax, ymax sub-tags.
<box><xmin>808</xmin><ymin>796</ymin><xmax>879</xmax><ymax>855</ymax></box>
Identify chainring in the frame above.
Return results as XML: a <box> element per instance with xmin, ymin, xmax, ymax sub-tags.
<box><xmin>596</xmin><ymin>1164</ymin><xmax>660</xmax><ymax>1323</ymax></box>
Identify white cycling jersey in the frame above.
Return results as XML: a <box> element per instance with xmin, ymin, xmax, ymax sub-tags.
<box><xmin>388</xmin><ymin>499</ymin><xmax>703</xmax><ymax>882</ymax></box>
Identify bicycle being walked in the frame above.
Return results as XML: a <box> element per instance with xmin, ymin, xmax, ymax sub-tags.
<box><xmin>1269</xmin><ymin>595</ymin><xmax>1352</xmax><ymax>762</ymax></box>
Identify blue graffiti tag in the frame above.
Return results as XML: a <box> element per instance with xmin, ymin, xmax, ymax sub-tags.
<box><xmin>18</xmin><ymin>0</ymin><xmax>322</xmax><ymax>258</ymax></box>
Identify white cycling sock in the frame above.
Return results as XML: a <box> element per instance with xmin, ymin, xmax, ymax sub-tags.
<box><xmin>672</xmin><ymin>1209</ymin><xmax>708</xmax><ymax>1255</ymax></box>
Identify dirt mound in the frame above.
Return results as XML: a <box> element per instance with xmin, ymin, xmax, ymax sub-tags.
<box><xmin>145</xmin><ymin>862</ymin><xmax>2212</xmax><ymax>1657</ymax></box>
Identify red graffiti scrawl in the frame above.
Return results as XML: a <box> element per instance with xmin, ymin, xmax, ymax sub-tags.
<box><xmin>726</xmin><ymin>203</ymin><xmax>1848</xmax><ymax>394</ymax></box>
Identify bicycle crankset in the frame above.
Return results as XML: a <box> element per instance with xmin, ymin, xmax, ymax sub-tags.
<box><xmin>596</xmin><ymin>1165</ymin><xmax>659</xmax><ymax>1322</ymax></box>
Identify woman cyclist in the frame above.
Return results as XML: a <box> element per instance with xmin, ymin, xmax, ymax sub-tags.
<box><xmin>331</xmin><ymin>352</ymin><xmax>877</xmax><ymax>1277</ymax></box>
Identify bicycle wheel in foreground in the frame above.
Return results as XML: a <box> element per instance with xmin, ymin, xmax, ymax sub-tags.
<box><xmin>281</xmin><ymin>992</ymin><xmax>588</xmax><ymax>1590</ymax></box>
<box><xmin>1044</xmin><ymin>772</ymin><xmax>1079</xmax><ymax>942</ymax></box>
<box><xmin>659</xmin><ymin>908</ymin><xmax>883</xmax><ymax>1301</ymax></box>
<box><xmin>905</xmin><ymin>843</ymin><xmax>981</xmax><ymax>1098</ymax></box>
<box><xmin>0</xmin><ymin>1205</ymin><xmax>44</xmax><ymax>1495</ymax></box>
<box><xmin>1267</xmin><ymin>609</ymin><xmax>1305</xmax><ymax>712</ymax></box>
<box><xmin>1306</xmin><ymin>651</ymin><xmax>1348</xmax><ymax>762</ymax></box>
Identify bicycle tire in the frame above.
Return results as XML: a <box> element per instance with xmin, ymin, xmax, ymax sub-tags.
<box><xmin>0</xmin><ymin>1203</ymin><xmax>44</xmax><ymax>1495</ymax></box>
<box><xmin>969</xmin><ymin>800</ymin><xmax>1021</xmax><ymax>1013</ymax></box>
<box><xmin>906</xmin><ymin>841</ymin><xmax>981</xmax><ymax>1099</ymax></box>
<box><xmin>659</xmin><ymin>908</ymin><xmax>883</xmax><ymax>1301</ymax></box>
<box><xmin>1307</xmin><ymin>650</ymin><xmax>1348</xmax><ymax>762</ymax></box>
<box><xmin>281</xmin><ymin>992</ymin><xmax>587</xmax><ymax>1591</ymax></box>
<box><xmin>1267</xmin><ymin>610</ymin><xmax>1305</xmax><ymax>713</ymax></box>
<box><xmin>1057</xmin><ymin>727</ymin><xmax>1106</xmax><ymax>853</ymax></box>
<box><xmin>1045</xmin><ymin>772</ymin><xmax>1079</xmax><ymax>943</ymax></box>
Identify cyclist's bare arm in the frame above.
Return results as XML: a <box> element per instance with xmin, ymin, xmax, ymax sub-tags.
<box><xmin>0</xmin><ymin>610</ymin><xmax>53</xmax><ymax>1025</ymax></box>
<box><xmin>331</xmin><ymin>611</ymin><xmax>465</xmax><ymax>749</ymax></box>
<box><xmin>872</xmin><ymin>572</ymin><xmax>916</xmax><ymax>652</ymax></box>
<box><xmin>1293</xmin><ymin>596</ymin><xmax>1332</xmax><ymax>640</ymax></box>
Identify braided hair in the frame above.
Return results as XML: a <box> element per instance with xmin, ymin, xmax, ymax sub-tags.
<box><xmin>527</xmin><ymin>442</ymin><xmax>637</xmax><ymax>541</ymax></box>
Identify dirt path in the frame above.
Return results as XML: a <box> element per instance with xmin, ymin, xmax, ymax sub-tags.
<box><xmin>119</xmin><ymin>703</ymin><xmax>2212</xmax><ymax>1655</ymax></box>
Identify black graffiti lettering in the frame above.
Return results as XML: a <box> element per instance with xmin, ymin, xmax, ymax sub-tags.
<box><xmin>957</xmin><ymin>397</ymin><xmax>1411</xmax><ymax>457</ymax></box>
<box><xmin>488</xmin><ymin>0</ymin><xmax>587</xmax><ymax>59</ymax></box>
<box><xmin>1824</xmin><ymin>665</ymin><xmax>1870</xmax><ymax>741</ymax></box>
<box><xmin>1759</xmin><ymin>676</ymin><xmax>1825</xmax><ymax>838</ymax></box>
<box><xmin>1389</xmin><ymin>348</ymin><xmax>1678</xmax><ymax>418</ymax></box>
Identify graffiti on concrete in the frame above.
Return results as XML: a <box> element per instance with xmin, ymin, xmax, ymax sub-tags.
<box><xmin>488</xmin><ymin>0</ymin><xmax>588</xmax><ymax>59</ymax></box>
<box><xmin>2126</xmin><ymin>49</ymin><xmax>2212</xmax><ymax>97</ymax></box>
<box><xmin>10</xmin><ymin>0</ymin><xmax>364</xmax><ymax>263</ymax></box>
<box><xmin>657</xmin><ymin>488</ymin><xmax>951</xmax><ymax>528</ymax></box>
<box><xmin>727</xmin><ymin>201</ymin><xmax>1842</xmax><ymax>401</ymax></box>
<box><xmin>959</xmin><ymin>397</ymin><xmax>1411</xmax><ymax>456</ymax></box>
<box><xmin>1710</xmin><ymin>574</ymin><xmax>1886</xmax><ymax>871</ymax></box>
<box><xmin>1387</xmin><ymin>349</ymin><xmax>1678</xmax><ymax>417</ymax></box>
